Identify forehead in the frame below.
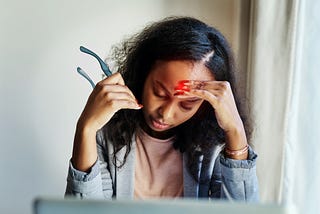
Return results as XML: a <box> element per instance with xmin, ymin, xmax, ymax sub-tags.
<box><xmin>149</xmin><ymin>60</ymin><xmax>215</xmax><ymax>85</ymax></box>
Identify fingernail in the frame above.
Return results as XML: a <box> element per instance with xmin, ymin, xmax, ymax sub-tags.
<box><xmin>182</xmin><ymin>86</ymin><xmax>190</xmax><ymax>91</ymax></box>
<box><xmin>175</xmin><ymin>80</ymin><xmax>190</xmax><ymax>91</ymax></box>
<box><xmin>178</xmin><ymin>80</ymin><xmax>190</xmax><ymax>84</ymax></box>
<box><xmin>174</xmin><ymin>91</ymin><xmax>185</xmax><ymax>96</ymax></box>
<box><xmin>138</xmin><ymin>104</ymin><xmax>143</xmax><ymax>108</ymax></box>
<box><xmin>174</xmin><ymin>86</ymin><xmax>190</xmax><ymax>91</ymax></box>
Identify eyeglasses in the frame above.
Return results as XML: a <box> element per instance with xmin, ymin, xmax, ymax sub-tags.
<box><xmin>76</xmin><ymin>46</ymin><xmax>113</xmax><ymax>88</ymax></box>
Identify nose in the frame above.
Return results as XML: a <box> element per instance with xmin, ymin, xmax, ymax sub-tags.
<box><xmin>158</xmin><ymin>101</ymin><xmax>175</xmax><ymax>122</ymax></box>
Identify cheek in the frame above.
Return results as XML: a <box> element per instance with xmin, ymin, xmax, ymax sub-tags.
<box><xmin>142</xmin><ymin>91</ymin><xmax>160</xmax><ymax>112</ymax></box>
<box><xmin>175</xmin><ymin>112</ymin><xmax>195</xmax><ymax>125</ymax></box>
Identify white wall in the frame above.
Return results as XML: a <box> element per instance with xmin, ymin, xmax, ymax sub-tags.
<box><xmin>0</xmin><ymin>1</ymin><xmax>249</xmax><ymax>213</ymax></box>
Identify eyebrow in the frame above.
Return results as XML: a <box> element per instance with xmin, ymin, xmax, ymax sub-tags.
<box><xmin>155</xmin><ymin>80</ymin><xmax>170</xmax><ymax>95</ymax></box>
<box><xmin>154</xmin><ymin>80</ymin><xmax>202</xmax><ymax>102</ymax></box>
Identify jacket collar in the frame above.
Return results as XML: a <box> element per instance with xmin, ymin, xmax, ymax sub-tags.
<box><xmin>109</xmin><ymin>134</ymin><xmax>222</xmax><ymax>198</ymax></box>
<box><xmin>111</xmin><ymin>136</ymin><xmax>198</xmax><ymax>199</ymax></box>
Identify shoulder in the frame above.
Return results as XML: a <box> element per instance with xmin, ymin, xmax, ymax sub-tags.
<box><xmin>96</xmin><ymin>126</ymin><xmax>137</xmax><ymax>155</ymax></box>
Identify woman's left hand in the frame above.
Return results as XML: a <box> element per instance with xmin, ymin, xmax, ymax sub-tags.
<box><xmin>175</xmin><ymin>80</ymin><xmax>248</xmax><ymax>152</ymax></box>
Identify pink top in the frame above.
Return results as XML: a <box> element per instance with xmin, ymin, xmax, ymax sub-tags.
<box><xmin>134</xmin><ymin>128</ymin><xmax>183</xmax><ymax>199</ymax></box>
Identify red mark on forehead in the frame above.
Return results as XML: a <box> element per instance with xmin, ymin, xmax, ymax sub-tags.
<box><xmin>175</xmin><ymin>81</ymin><xmax>185</xmax><ymax>90</ymax></box>
<box><xmin>174</xmin><ymin>80</ymin><xmax>190</xmax><ymax>91</ymax></box>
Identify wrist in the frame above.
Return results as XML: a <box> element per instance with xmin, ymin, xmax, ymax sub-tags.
<box><xmin>225</xmin><ymin>125</ymin><xmax>247</xmax><ymax>150</ymax></box>
<box><xmin>76</xmin><ymin>117</ymin><xmax>99</xmax><ymax>135</ymax></box>
<box><xmin>224</xmin><ymin>125</ymin><xmax>249</xmax><ymax>160</ymax></box>
<box><xmin>225</xmin><ymin>144</ymin><xmax>248</xmax><ymax>154</ymax></box>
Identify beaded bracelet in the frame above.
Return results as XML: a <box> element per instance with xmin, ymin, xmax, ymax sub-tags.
<box><xmin>224</xmin><ymin>144</ymin><xmax>249</xmax><ymax>156</ymax></box>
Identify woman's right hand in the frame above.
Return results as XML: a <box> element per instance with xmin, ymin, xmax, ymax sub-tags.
<box><xmin>71</xmin><ymin>72</ymin><xmax>142</xmax><ymax>172</ymax></box>
<box><xmin>78</xmin><ymin>72</ymin><xmax>142</xmax><ymax>132</ymax></box>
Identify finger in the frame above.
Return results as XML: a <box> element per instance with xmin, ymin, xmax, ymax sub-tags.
<box><xmin>99</xmin><ymin>84</ymin><xmax>137</xmax><ymax>101</ymax></box>
<box><xmin>188</xmin><ymin>81</ymin><xmax>232</xmax><ymax>98</ymax></box>
<box><xmin>178</xmin><ymin>80</ymin><xmax>229</xmax><ymax>91</ymax></box>
<box><xmin>109</xmin><ymin>99</ymin><xmax>143</xmax><ymax>111</ymax></box>
<box><xmin>102</xmin><ymin>91</ymin><xmax>138</xmax><ymax>104</ymax></box>
<box><xmin>98</xmin><ymin>72</ymin><xmax>125</xmax><ymax>86</ymax></box>
<box><xmin>176</xmin><ymin>89</ymin><xmax>218</xmax><ymax>106</ymax></box>
<box><xmin>96</xmin><ymin>73</ymin><xmax>137</xmax><ymax>101</ymax></box>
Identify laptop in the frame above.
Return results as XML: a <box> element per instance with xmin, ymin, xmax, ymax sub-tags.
<box><xmin>33</xmin><ymin>197</ymin><xmax>297</xmax><ymax>214</ymax></box>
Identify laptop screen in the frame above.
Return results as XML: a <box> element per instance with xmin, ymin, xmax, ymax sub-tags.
<box><xmin>34</xmin><ymin>198</ymin><xmax>297</xmax><ymax>214</ymax></box>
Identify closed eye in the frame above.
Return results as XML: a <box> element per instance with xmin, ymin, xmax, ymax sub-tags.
<box><xmin>180</xmin><ymin>103</ymin><xmax>193</xmax><ymax>110</ymax></box>
<box><xmin>180</xmin><ymin>99</ymin><xmax>201</xmax><ymax>111</ymax></box>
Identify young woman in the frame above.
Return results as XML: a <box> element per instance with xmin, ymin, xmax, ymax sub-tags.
<box><xmin>65</xmin><ymin>17</ymin><xmax>259</xmax><ymax>201</ymax></box>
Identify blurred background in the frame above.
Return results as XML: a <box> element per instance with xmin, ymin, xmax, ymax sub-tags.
<box><xmin>1</xmin><ymin>0</ymin><xmax>319</xmax><ymax>214</ymax></box>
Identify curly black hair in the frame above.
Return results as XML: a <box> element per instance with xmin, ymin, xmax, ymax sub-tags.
<box><xmin>102</xmin><ymin>16</ymin><xmax>252</xmax><ymax>180</ymax></box>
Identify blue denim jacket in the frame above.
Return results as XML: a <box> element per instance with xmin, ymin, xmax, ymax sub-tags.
<box><xmin>65</xmin><ymin>130</ymin><xmax>259</xmax><ymax>201</ymax></box>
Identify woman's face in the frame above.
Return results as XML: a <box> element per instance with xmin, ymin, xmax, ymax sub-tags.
<box><xmin>141</xmin><ymin>60</ymin><xmax>215</xmax><ymax>138</ymax></box>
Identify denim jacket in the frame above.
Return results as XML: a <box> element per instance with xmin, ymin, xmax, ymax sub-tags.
<box><xmin>65</xmin><ymin>129</ymin><xmax>259</xmax><ymax>201</ymax></box>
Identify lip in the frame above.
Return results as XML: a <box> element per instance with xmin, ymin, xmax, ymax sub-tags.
<box><xmin>150</xmin><ymin>117</ymin><xmax>170</xmax><ymax>130</ymax></box>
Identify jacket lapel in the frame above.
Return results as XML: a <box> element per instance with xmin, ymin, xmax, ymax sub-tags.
<box><xmin>113</xmin><ymin>136</ymin><xmax>199</xmax><ymax>198</ymax></box>
<box><xmin>183</xmin><ymin>144</ymin><xmax>224</xmax><ymax>198</ymax></box>
<box><xmin>183</xmin><ymin>153</ymin><xmax>199</xmax><ymax>197</ymax></box>
<box><xmin>115</xmin><ymin>136</ymin><xmax>136</xmax><ymax>199</ymax></box>
<box><xmin>110</xmin><ymin>133</ymin><xmax>224</xmax><ymax>199</ymax></box>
